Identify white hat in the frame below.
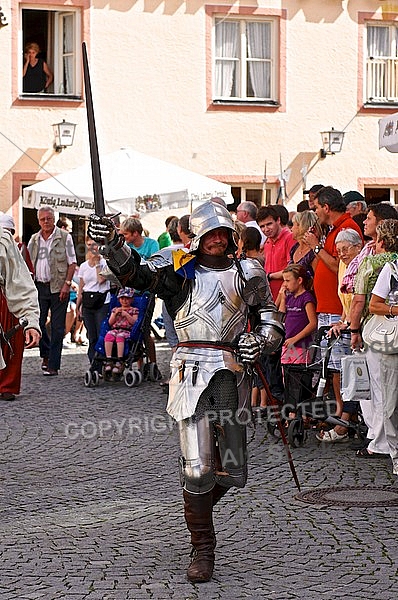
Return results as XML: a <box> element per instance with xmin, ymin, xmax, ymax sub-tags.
<box><xmin>0</xmin><ymin>213</ymin><xmax>16</xmax><ymax>234</ymax></box>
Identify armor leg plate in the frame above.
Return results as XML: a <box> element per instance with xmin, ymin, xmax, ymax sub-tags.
<box><xmin>178</xmin><ymin>370</ymin><xmax>248</xmax><ymax>493</ymax></box>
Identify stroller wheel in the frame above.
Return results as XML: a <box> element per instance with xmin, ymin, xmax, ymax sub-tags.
<box><xmin>92</xmin><ymin>371</ymin><xmax>100</xmax><ymax>387</ymax></box>
<box><xmin>84</xmin><ymin>370</ymin><xmax>92</xmax><ymax>387</ymax></box>
<box><xmin>288</xmin><ymin>419</ymin><xmax>305</xmax><ymax>448</ymax></box>
<box><xmin>125</xmin><ymin>370</ymin><xmax>139</xmax><ymax>387</ymax></box>
<box><xmin>135</xmin><ymin>369</ymin><xmax>143</xmax><ymax>386</ymax></box>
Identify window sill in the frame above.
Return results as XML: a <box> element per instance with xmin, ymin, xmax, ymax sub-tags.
<box><xmin>213</xmin><ymin>98</ymin><xmax>279</xmax><ymax>105</ymax></box>
<box><xmin>208</xmin><ymin>99</ymin><xmax>280</xmax><ymax>112</ymax></box>
<box><xmin>363</xmin><ymin>101</ymin><xmax>398</xmax><ymax>108</ymax></box>
<box><xmin>359</xmin><ymin>102</ymin><xmax>398</xmax><ymax>115</ymax></box>
<box><xmin>13</xmin><ymin>94</ymin><xmax>83</xmax><ymax>107</ymax></box>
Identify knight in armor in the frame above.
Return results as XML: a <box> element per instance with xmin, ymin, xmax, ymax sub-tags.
<box><xmin>88</xmin><ymin>201</ymin><xmax>284</xmax><ymax>583</ymax></box>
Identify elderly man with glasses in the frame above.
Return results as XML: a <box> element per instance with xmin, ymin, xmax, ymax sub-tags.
<box><xmin>28</xmin><ymin>205</ymin><xmax>77</xmax><ymax>376</ymax></box>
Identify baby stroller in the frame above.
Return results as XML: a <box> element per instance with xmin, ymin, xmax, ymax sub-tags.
<box><xmin>84</xmin><ymin>292</ymin><xmax>162</xmax><ymax>388</ymax></box>
<box><xmin>285</xmin><ymin>327</ymin><xmax>368</xmax><ymax>448</ymax></box>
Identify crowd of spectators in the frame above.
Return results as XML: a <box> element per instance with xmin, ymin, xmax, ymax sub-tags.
<box><xmin>1</xmin><ymin>188</ymin><xmax>398</xmax><ymax>477</ymax></box>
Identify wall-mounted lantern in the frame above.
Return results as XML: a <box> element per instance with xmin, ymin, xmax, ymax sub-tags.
<box><xmin>320</xmin><ymin>127</ymin><xmax>345</xmax><ymax>158</ymax></box>
<box><xmin>53</xmin><ymin>120</ymin><xmax>76</xmax><ymax>153</ymax></box>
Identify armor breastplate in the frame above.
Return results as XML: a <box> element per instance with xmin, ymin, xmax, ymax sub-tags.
<box><xmin>175</xmin><ymin>264</ymin><xmax>247</xmax><ymax>343</ymax></box>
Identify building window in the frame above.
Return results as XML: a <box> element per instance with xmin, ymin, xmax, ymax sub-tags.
<box><xmin>21</xmin><ymin>7</ymin><xmax>81</xmax><ymax>98</ymax></box>
<box><xmin>366</xmin><ymin>23</ymin><xmax>398</xmax><ymax>104</ymax></box>
<box><xmin>213</xmin><ymin>18</ymin><xmax>278</xmax><ymax>104</ymax></box>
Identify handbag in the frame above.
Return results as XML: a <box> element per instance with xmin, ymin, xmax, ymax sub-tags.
<box><xmin>82</xmin><ymin>291</ymin><xmax>107</xmax><ymax>310</ymax></box>
<box><xmin>361</xmin><ymin>261</ymin><xmax>398</xmax><ymax>355</ymax></box>
<box><xmin>340</xmin><ymin>353</ymin><xmax>371</xmax><ymax>401</ymax></box>
<box><xmin>362</xmin><ymin>314</ymin><xmax>398</xmax><ymax>355</ymax></box>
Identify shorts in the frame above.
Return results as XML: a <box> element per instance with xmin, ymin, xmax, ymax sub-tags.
<box><xmin>317</xmin><ymin>313</ymin><xmax>351</xmax><ymax>372</ymax></box>
<box><xmin>104</xmin><ymin>329</ymin><xmax>131</xmax><ymax>344</ymax></box>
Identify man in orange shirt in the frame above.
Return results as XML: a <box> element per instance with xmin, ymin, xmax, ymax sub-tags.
<box><xmin>303</xmin><ymin>186</ymin><xmax>363</xmax><ymax>418</ymax></box>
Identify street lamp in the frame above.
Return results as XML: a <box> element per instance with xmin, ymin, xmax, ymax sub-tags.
<box><xmin>320</xmin><ymin>127</ymin><xmax>345</xmax><ymax>158</ymax></box>
<box><xmin>53</xmin><ymin>119</ymin><xmax>76</xmax><ymax>153</ymax></box>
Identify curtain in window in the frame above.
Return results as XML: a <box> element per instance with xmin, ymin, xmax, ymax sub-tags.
<box><xmin>215</xmin><ymin>21</ymin><xmax>238</xmax><ymax>97</ymax></box>
<box><xmin>63</xmin><ymin>14</ymin><xmax>74</xmax><ymax>94</ymax></box>
<box><xmin>47</xmin><ymin>12</ymin><xmax>54</xmax><ymax>81</ymax></box>
<box><xmin>367</xmin><ymin>26</ymin><xmax>389</xmax><ymax>58</ymax></box>
<box><xmin>247</xmin><ymin>22</ymin><xmax>270</xmax><ymax>98</ymax></box>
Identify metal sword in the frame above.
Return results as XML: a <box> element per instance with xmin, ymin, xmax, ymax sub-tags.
<box><xmin>82</xmin><ymin>41</ymin><xmax>105</xmax><ymax>217</ymax></box>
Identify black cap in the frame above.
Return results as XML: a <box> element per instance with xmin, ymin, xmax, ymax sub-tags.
<box><xmin>303</xmin><ymin>184</ymin><xmax>325</xmax><ymax>195</ymax></box>
<box><xmin>342</xmin><ymin>190</ymin><xmax>365</xmax><ymax>206</ymax></box>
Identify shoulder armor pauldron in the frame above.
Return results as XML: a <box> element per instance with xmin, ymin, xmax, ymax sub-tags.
<box><xmin>145</xmin><ymin>248</ymin><xmax>174</xmax><ymax>272</ymax></box>
<box><xmin>239</xmin><ymin>257</ymin><xmax>267</xmax><ymax>282</ymax></box>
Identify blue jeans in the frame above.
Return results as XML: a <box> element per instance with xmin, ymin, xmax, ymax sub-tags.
<box><xmin>37</xmin><ymin>282</ymin><xmax>68</xmax><ymax>371</ymax></box>
<box><xmin>82</xmin><ymin>303</ymin><xmax>109</xmax><ymax>363</ymax></box>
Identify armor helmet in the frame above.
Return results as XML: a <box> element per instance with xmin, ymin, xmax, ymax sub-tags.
<box><xmin>190</xmin><ymin>201</ymin><xmax>236</xmax><ymax>252</ymax></box>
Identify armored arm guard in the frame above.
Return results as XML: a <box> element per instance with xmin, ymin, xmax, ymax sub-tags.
<box><xmin>254</xmin><ymin>309</ymin><xmax>285</xmax><ymax>354</ymax></box>
<box><xmin>104</xmin><ymin>239</ymin><xmax>139</xmax><ymax>282</ymax></box>
<box><xmin>239</xmin><ymin>258</ymin><xmax>285</xmax><ymax>355</ymax></box>
<box><xmin>105</xmin><ymin>245</ymin><xmax>190</xmax><ymax>315</ymax></box>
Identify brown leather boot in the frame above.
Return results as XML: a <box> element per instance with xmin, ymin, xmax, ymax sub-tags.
<box><xmin>183</xmin><ymin>489</ymin><xmax>216</xmax><ymax>583</ymax></box>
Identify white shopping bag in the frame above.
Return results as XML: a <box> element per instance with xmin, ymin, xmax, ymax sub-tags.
<box><xmin>340</xmin><ymin>353</ymin><xmax>371</xmax><ymax>401</ymax></box>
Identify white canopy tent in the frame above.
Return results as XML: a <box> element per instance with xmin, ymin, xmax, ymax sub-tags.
<box><xmin>379</xmin><ymin>113</ymin><xmax>398</xmax><ymax>153</ymax></box>
<box><xmin>22</xmin><ymin>147</ymin><xmax>234</xmax><ymax>217</ymax></box>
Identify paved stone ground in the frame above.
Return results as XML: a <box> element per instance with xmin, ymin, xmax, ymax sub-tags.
<box><xmin>1</xmin><ymin>339</ymin><xmax>398</xmax><ymax>600</ymax></box>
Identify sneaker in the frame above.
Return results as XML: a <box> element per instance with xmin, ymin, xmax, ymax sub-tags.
<box><xmin>41</xmin><ymin>358</ymin><xmax>49</xmax><ymax>371</ymax></box>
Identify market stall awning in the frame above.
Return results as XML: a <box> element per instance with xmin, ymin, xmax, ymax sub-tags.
<box><xmin>23</xmin><ymin>147</ymin><xmax>234</xmax><ymax>216</ymax></box>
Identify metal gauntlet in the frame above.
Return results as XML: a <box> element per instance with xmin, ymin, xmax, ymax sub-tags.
<box><xmin>255</xmin><ymin>309</ymin><xmax>285</xmax><ymax>355</ymax></box>
<box><xmin>238</xmin><ymin>332</ymin><xmax>264</xmax><ymax>364</ymax></box>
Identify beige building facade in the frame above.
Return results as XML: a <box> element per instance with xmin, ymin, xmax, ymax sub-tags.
<box><xmin>1</xmin><ymin>0</ymin><xmax>398</xmax><ymax>240</ymax></box>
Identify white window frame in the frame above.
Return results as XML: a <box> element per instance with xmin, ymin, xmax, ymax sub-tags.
<box><xmin>365</xmin><ymin>22</ymin><xmax>398</xmax><ymax>104</ymax></box>
<box><xmin>20</xmin><ymin>6</ymin><xmax>82</xmax><ymax>98</ymax></box>
<box><xmin>212</xmin><ymin>17</ymin><xmax>278</xmax><ymax>103</ymax></box>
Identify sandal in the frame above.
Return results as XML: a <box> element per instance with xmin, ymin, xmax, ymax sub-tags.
<box><xmin>316</xmin><ymin>429</ymin><xmax>349</xmax><ymax>443</ymax></box>
<box><xmin>356</xmin><ymin>448</ymin><xmax>376</xmax><ymax>458</ymax></box>
<box><xmin>112</xmin><ymin>361</ymin><xmax>124</xmax><ymax>374</ymax></box>
<box><xmin>356</xmin><ymin>448</ymin><xmax>389</xmax><ymax>458</ymax></box>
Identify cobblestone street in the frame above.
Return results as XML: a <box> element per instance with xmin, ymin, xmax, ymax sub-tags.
<box><xmin>1</xmin><ymin>340</ymin><xmax>397</xmax><ymax>600</ymax></box>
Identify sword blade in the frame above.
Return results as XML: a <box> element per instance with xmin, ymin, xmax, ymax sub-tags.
<box><xmin>82</xmin><ymin>42</ymin><xmax>105</xmax><ymax>217</ymax></box>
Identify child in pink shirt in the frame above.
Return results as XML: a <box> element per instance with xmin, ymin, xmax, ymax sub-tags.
<box><xmin>104</xmin><ymin>288</ymin><xmax>139</xmax><ymax>374</ymax></box>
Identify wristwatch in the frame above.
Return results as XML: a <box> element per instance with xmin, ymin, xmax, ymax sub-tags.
<box><xmin>65</xmin><ymin>280</ymin><xmax>72</xmax><ymax>286</ymax></box>
<box><xmin>314</xmin><ymin>245</ymin><xmax>322</xmax><ymax>254</ymax></box>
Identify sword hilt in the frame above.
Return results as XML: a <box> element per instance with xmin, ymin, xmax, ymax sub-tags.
<box><xmin>4</xmin><ymin>316</ymin><xmax>29</xmax><ymax>341</ymax></box>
